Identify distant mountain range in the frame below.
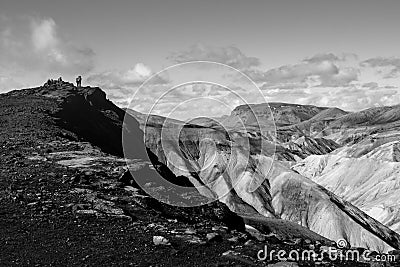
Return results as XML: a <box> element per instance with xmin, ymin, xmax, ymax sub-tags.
<box><xmin>128</xmin><ymin>98</ymin><xmax>400</xmax><ymax>252</ymax></box>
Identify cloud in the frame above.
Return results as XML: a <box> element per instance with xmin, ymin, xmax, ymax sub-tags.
<box><xmin>31</xmin><ymin>18</ymin><xmax>58</xmax><ymax>51</ymax></box>
<box><xmin>0</xmin><ymin>16</ymin><xmax>95</xmax><ymax>81</ymax></box>
<box><xmin>151</xmin><ymin>49</ymin><xmax>400</xmax><ymax>113</ymax></box>
<box><xmin>256</xmin><ymin>54</ymin><xmax>400</xmax><ymax>110</ymax></box>
<box><xmin>167</xmin><ymin>44</ymin><xmax>260</xmax><ymax>70</ymax></box>
<box><xmin>264</xmin><ymin>61</ymin><xmax>339</xmax><ymax>82</ymax></box>
<box><xmin>361</xmin><ymin>57</ymin><xmax>400</xmax><ymax>68</ymax></box>
<box><xmin>318</xmin><ymin>67</ymin><xmax>359</xmax><ymax>87</ymax></box>
<box><xmin>250</xmin><ymin>54</ymin><xmax>358</xmax><ymax>88</ymax></box>
<box><xmin>362</xmin><ymin>82</ymin><xmax>378</xmax><ymax>89</ymax></box>
<box><xmin>303</xmin><ymin>53</ymin><xmax>341</xmax><ymax>63</ymax></box>
<box><xmin>151</xmin><ymin>83</ymin><xmax>233</xmax><ymax>103</ymax></box>
<box><xmin>134</xmin><ymin>83</ymin><xmax>249</xmax><ymax>120</ymax></box>
<box><xmin>261</xmin><ymin>82</ymin><xmax>309</xmax><ymax>91</ymax></box>
<box><xmin>361</xmin><ymin>57</ymin><xmax>400</xmax><ymax>78</ymax></box>
<box><xmin>0</xmin><ymin>75</ymin><xmax>24</xmax><ymax>92</ymax></box>
<box><xmin>303</xmin><ymin>53</ymin><xmax>358</xmax><ymax>64</ymax></box>
<box><xmin>87</xmin><ymin>63</ymin><xmax>168</xmax><ymax>89</ymax></box>
<box><xmin>30</xmin><ymin>18</ymin><xmax>95</xmax><ymax>73</ymax></box>
<box><xmin>88</xmin><ymin>63</ymin><xmax>153</xmax><ymax>88</ymax></box>
<box><xmin>261</xmin><ymin>84</ymin><xmax>400</xmax><ymax>111</ymax></box>
<box><xmin>86</xmin><ymin>63</ymin><xmax>169</xmax><ymax>104</ymax></box>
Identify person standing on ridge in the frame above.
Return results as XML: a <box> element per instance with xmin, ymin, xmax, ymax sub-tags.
<box><xmin>76</xmin><ymin>75</ymin><xmax>82</xmax><ymax>87</ymax></box>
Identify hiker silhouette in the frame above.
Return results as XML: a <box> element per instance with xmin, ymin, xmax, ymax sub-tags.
<box><xmin>76</xmin><ymin>76</ymin><xmax>82</xmax><ymax>87</ymax></box>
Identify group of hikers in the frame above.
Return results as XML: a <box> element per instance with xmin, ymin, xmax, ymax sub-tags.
<box><xmin>44</xmin><ymin>75</ymin><xmax>82</xmax><ymax>87</ymax></box>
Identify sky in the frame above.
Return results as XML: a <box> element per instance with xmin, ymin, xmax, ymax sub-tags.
<box><xmin>1</xmin><ymin>0</ymin><xmax>400</xmax><ymax>118</ymax></box>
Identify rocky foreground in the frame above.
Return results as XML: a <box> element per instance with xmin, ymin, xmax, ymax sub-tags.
<box><xmin>1</xmin><ymin>82</ymin><xmax>399</xmax><ymax>266</ymax></box>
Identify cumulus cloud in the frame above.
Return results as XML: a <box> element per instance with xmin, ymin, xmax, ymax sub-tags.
<box><xmin>167</xmin><ymin>44</ymin><xmax>260</xmax><ymax>70</ymax></box>
<box><xmin>303</xmin><ymin>53</ymin><xmax>358</xmax><ymax>64</ymax></box>
<box><xmin>30</xmin><ymin>18</ymin><xmax>95</xmax><ymax>73</ymax></box>
<box><xmin>261</xmin><ymin>83</ymin><xmax>309</xmax><ymax>91</ymax></box>
<box><xmin>135</xmin><ymin>83</ymin><xmax>249</xmax><ymax>120</ymax></box>
<box><xmin>319</xmin><ymin>68</ymin><xmax>359</xmax><ymax>87</ymax></box>
<box><xmin>264</xmin><ymin>61</ymin><xmax>339</xmax><ymax>83</ymax></box>
<box><xmin>87</xmin><ymin>63</ymin><xmax>168</xmax><ymax>89</ymax></box>
<box><xmin>31</xmin><ymin>18</ymin><xmax>58</xmax><ymax>51</ymax></box>
<box><xmin>158</xmin><ymin>50</ymin><xmax>400</xmax><ymax>113</ymax></box>
<box><xmin>303</xmin><ymin>53</ymin><xmax>341</xmax><ymax>63</ymax></box>
<box><xmin>92</xmin><ymin>47</ymin><xmax>400</xmax><ymax>113</ymax></box>
<box><xmin>151</xmin><ymin>83</ymin><xmax>233</xmax><ymax>104</ymax></box>
<box><xmin>261</xmin><ymin>85</ymin><xmax>400</xmax><ymax>111</ymax></box>
<box><xmin>250</xmin><ymin>53</ymin><xmax>400</xmax><ymax>110</ymax></box>
<box><xmin>0</xmin><ymin>16</ymin><xmax>95</xmax><ymax>82</ymax></box>
<box><xmin>361</xmin><ymin>57</ymin><xmax>400</xmax><ymax>78</ymax></box>
<box><xmin>86</xmin><ymin>63</ymin><xmax>169</xmax><ymax>105</ymax></box>
<box><xmin>251</xmin><ymin>54</ymin><xmax>358</xmax><ymax>88</ymax></box>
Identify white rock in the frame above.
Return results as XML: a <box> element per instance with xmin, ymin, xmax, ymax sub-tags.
<box><xmin>153</xmin><ymin>236</ymin><xmax>170</xmax><ymax>246</ymax></box>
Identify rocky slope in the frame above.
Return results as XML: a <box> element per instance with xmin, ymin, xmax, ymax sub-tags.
<box><xmin>129</xmin><ymin>100</ymin><xmax>400</xmax><ymax>252</ymax></box>
<box><xmin>280</xmin><ymin>108</ymin><xmax>349</xmax><ymax>137</ymax></box>
<box><xmin>293</xmin><ymin>140</ymin><xmax>400</xmax><ymax>235</ymax></box>
<box><xmin>282</xmin><ymin>136</ymin><xmax>340</xmax><ymax>160</ymax></box>
<box><xmin>306</xmin><ymin>105</ymin><xmax>400</xmax><ymax>145</ymax></box>
<box><xmin>291</xmin><ymin>108</ymin><xmax>400</xmax><ymax>239</ymax></box>
<box><xmin>142</xmin><ymin>114</ymin><xmax>400</xmax><ymax>253</ymax></box>
<box><xmin>0</xmin><ymin>83</ymin><xmax>264</xmax><ymax>266</ymax></box>
<box><xmin>229</xmin><ymin>103</ymin><xmax>327</xmax><ymax>127</ymax></box>
<box><xmin>129</xmin><ymin>109</ymin><xmax>340</xmax><ymax>163</ymax></box>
